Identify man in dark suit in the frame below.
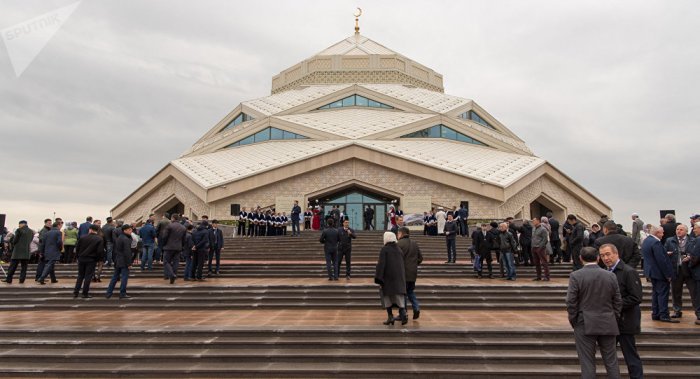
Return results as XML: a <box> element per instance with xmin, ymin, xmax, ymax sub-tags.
<box><xmin>105</xmin><ymin>224</ymin><xmax>134</xmax><ymax>299</ymax></box>
<box><xmin>600</xmin><ymin>243</ymin><xmax>643</xmax><ymax>379</ymax></box>
<box><xmin>642</xmin><ymin>225</ymin><xmax>678</xmax><ymax>323</ymax></box>
<box><xmin>518</xmin><ymin>220</ymin><xmax>533</xmax><ymax>266</ymax></box>
<box><xmin>566</xmin><ymin>247</ymin><xmax>622</xmax><ymax>378</ymax></box>
<box><xmin>364</xmin><ymin>206</ymin><xmax>375</xmax><ymax>230</ymax></box>
<box><xmin>595</xmin><ymin>221</ymin><xmax>641</xmax><ymax>269</ymax></box>
<box><xmin>73</xmin><ymin>224</ymin><xmax>105</xmax><ymax>298</ymax></box>
<box><xmin>457</xmin><ymin>205</ymin><xmax>468</xmax><ymax>237</ymax></box>
<box><xmin>161</xmin><ymin>214</ymin><xmax>187</xmax><ymax>284</ymax></box>
<box><xmin>444</xmin><ymin>214</ymin><xmax>458</xmax><ymax>264</ymax></box>
<box><xmin>78</xmin><ymin>216</ymin><xmax>92</xmax><ymax>239</ymax></box>
<box><xmin>661</xmin><ymin>214</ymin><xmax>679</xmax><ymax>245</ymax></box>
<box><xmin>37</xmin><ymin>222</ymin><xmax>62</xmax><ymax>285</ymax></box>
<box><xmin>473</xmin><ymin>223</ymin><xmax>493</xmax><ymax>279</ymax></box>
<box><xmin>336</xmin><ymin>219</ymin><xmax>356</xmax><ymax>280</ymax></box>
<box><xmin>319</xmin><ymin>218</ymin><xmax>340</xmax><ymax>280</ymax></box>
<box><xmin>547</xmin><ymin>212</ymin><xmax>562</xmax><ymax>263</ymax></box>
<box><xmin>566</xmin><ymin>214</ymin><xmax>585</xmax><ymax>271</ymax></box>
<box><xmin>291</xmin><ymin>200</ymin><xmax>302</xmax><ymax>237</ymax></box>
<box><xmin>192</xmin><ymin>222</ymin><xmax>210</xmax><ymax>281</ymax></box>
<box><xmin>207</xmin><ymin>220</ymin><xmax>225</xmax><ymax>276</ymax></box>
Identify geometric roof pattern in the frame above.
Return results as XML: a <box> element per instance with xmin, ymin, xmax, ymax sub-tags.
<box><xmin>242</xmin><ymin>83</ymin><xmax>472</xmax><ymax>117</ymax></box>
<box><xmin>171</xmin><ymin>139</ymin><xmax>544</xmax><ymax>189</ymax></box>
<box><xmin>172</xmin><ymin>140</ymin><xmax>354</xmax><ymax>188</ymax></box>
<box><xmin>275</xmin><ymin>109</ymin><xmax>435</xmax><ymax>139</ymax></box>
<box><xmin>355</xmin><ymin>140</ymin><xmax>544</xmax><ymax>186</ymax></box>
<box><xmin>457</xmin><ymin>119</ymin><xmax>532</xmax><ymax>154</ymax></box>
<box><xmin>243</xmin><ymin>84</ymin><xmax>352</xmax><ymax>116</ymax></box>
<box><xmin>361</xmin><ymin>84</ymin><xmax>471</xmax><ymax>114</ymax></box>
<box><xmin>316</xmin><ymin>34</ymin><xmax>398</xmax><ymax>56</ymax></box>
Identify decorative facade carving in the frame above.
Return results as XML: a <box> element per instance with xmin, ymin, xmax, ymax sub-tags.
<box><xmin>272</xmin><ymin>70</ymin><xmax>443</xmax><ymax>94</ymax></box>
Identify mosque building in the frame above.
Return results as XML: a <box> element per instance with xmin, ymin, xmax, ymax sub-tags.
<box><xmin>112</xmin><ymin>19</ymin><xmax>610</xmax><ymax>230</ymax></box>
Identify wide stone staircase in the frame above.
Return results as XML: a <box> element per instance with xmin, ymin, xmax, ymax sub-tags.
<box><xmin>0</xmin><ymin>230</ymin><xmax>698</xmax><ymax>377</ymax></box>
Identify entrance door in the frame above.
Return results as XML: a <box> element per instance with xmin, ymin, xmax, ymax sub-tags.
<box><xmin>374</xmin><ymin>204</ymin><xmax>386</xmax><ymax>231</ymax></box>
<box><xmin>345</xmin><ymin>203</ymin><xmax>363</xmax><ymax>230</ymax></box>
<box><xmin>316</xmin><ymin>189</ymin><xmax>395</xmax><ymax>231</ymax></box>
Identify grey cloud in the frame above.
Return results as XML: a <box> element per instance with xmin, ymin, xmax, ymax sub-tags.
<box><xmin>1</xmin><ymin>0</ymin><xmax>698</xmax><ymax>228</ymax></box>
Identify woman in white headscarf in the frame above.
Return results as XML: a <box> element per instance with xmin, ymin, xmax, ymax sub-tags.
<box><xmin>374</xmin><ymin>232</ymin><xmax>407</xmax><ymax>325</ymax></box>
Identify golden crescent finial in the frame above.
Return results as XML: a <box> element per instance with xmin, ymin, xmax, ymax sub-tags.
<box><xmin>354</xmin><ymin>7</ymin><xmax>362</xmax><ymax>34</ymax></box>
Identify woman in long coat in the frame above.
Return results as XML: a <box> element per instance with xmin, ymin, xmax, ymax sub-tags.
<box><xmin>374</xmin><ymin>232</ymin><xmax>407</xmax><ymax>325</ymax></box>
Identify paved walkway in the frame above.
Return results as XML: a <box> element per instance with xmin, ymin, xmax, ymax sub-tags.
<box><xmin>1</xmin><ymin>309</ymin><xmax>695</xmax><ymax>331</ymax></box>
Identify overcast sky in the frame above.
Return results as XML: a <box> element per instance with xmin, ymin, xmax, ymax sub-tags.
<box><xmin>1</xmin><ymin>0</ymin><xmax>698</xmax><ymax>231</ymax></box>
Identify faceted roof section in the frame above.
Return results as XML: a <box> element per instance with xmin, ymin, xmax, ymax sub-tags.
<box><xmin>172</xmin><ymin>140</ymin><xmax>354</xmax><ymax>188</ymax></box>
<box><xmin>275</xmin><ymin>109</ymin><xmax>435</xmax><ymax>139</ymax></box>
<box><xmin>356</xmin><ymin>140</ymin><xmax>544</xmax><ymax>186</ymax></box>
<box><xmin>362</xmin><ymin>84</ymin><xmax>470</xmax><ymax>114</ymax></box>
<box><xmin>172</xmin><ymin>139</ymin><xmax>544</xmax><ymax>189</ymax></box>
<box><xmin>316</xmin><ymin>34</ymin><xmax>398</xmax><ymax>56</ymax></box>
<box><xmin>243</xmin><ymin>84</ymin><xmax>352</xmax><ymax>116</ymax></box>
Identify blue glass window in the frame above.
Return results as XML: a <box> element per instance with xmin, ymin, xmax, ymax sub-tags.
<box><xmin>441</xmin><ymin>126</ymin><xmax>457</xmax><ymax>140</ymax></box>
<box><xmin>226</xmin><ymin>127</ymin><xmax>308</xmax><ymax>148</ymax></box>
<box><xmin>401</xmin><ymin>124</ymin><xmax>487</xmax><ymax>146</ymax></box>
<box><xmin>239</xmin><ymin>135</ymin><xmax>254</xmax><ymax>145</ymax></box>
<box><xmin>222</xmin><ymin>112</ymin><xmax>254</xmax><ymax>132</ymax></box>
<box><xmin>318</xmin><ymin>95</ymin><xmax>393</xmax><ymax>110</ymax></box>
<box><xmin>254</xmin><ymin>128</ymin><xmax>270</xmax><ymax>142</ymax></box>
<box><xmin>458</xmin><ymin>110</ymin><xmax>496</xmax><ymax>130</ymax></box>
<box><xmin>270</xmin><ymin>128</ymin><xmax>284</xmax><ymax>140</ymax></box>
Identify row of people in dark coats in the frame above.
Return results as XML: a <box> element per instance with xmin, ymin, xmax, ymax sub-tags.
<box><xmin>152</xmin><ymin>214</ymin><xmax>225</xmax><ymax>283</ymax></box>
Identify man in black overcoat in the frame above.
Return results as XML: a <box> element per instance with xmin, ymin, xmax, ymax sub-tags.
<box><xmin>320</xmin><ymin>218</ymin><xmax>340</xmax><ymax>280</ymax></box>
<box><xmin>600</xmin><ymin>243</ymin><xmax>643</xmax><ymax>379</ymax></box>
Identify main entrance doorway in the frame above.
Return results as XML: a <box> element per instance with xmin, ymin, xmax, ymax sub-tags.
<box><xmin>312</xmin><ymin>188</ymin><xmax>397</xmax><ymax>231</ymax></box>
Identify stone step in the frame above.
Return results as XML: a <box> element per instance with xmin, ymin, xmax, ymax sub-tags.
<box><xmin>0</xmin><ymin>287</ymin><xmax>688</xmax><ymax>310</ymax></box>
<box><xmin>2</xmin><ymin>348</ymin><xmax>697</xmax><ymax>366</ymax></box>
<box><xmin>0</xmin><ymin>328</ymin><xmax>698</xmax><ymax>377</ymax></box>
<box><xmin>3</xmin><ymin>361</ymin><xmax>697</xmax><ymax>378</ymax></box>
<box><xmin>1</xmin><ymin>334</ymin><xmax>697</xmax><ymax>351</ymax></box>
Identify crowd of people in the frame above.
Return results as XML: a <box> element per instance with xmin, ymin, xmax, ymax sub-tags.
<box><xmin>236</xmin><ymin>203</ymin><xmax>297</xmax><ymax>237</ymax></box>
<box><xmin>3</xmin><ymin>205</ymin><xmax>700</xmax><ymax>377</ymax></box>
<box><xmin>1</xmin><ymin>213</ymin><xmax>226</xmax><ymax>298</ymax></box>
<box><xmin>371</xmin><ymin>210</ymin><xmax>700</xmax><ymax>378</ymax></box>
<box><xmin>561</xmin><ymin>212</ymin><xmax>691</xmax><ymax>379</ymax></box>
